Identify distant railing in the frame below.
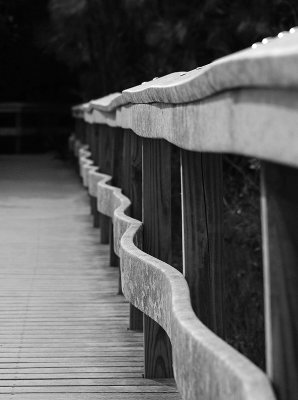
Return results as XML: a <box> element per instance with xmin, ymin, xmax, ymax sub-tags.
<box><xmin>0</xmin><ymin>102</ymin><xmax>70</xmax><ymax>152</ymax></box>
<box><xmin>70</xmin><ymin>28</ymin><xmax>298</xmax><ymax>400</ymax></box>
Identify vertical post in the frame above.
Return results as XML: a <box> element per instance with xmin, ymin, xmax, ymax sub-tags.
<box><xmin>142</xmin><ymin>137</ymin><xmax>173</xmax><ymax>378</ymax></box>
<box><xmin>180</xmin><ymin>150</ymin><xmax>224</xmax><ymax>337</ymax></box>
<box><xmin>109</xmin><ymin>127</ymin><xmax>123</xmax><ymax>269</ymax></box>
<box><xmin>261</xmin><ymin>161</ymin><xmax>298</xmax><ymax>400</ymax></box>
<box><xmin>80</xmin><ymin>119</ymin><xmax>87</xmax><ymax>144</ymax></box>
<box><xmin>86</xmin><ymin>123</ymin><xmax>92</xmax><ymax>148</ymax></box>
<box><xmin>90</xmin><ymin>124</ymin><xmax>99</xmax><ymax>228</ymax></box>
<box><xmin>97</xmin><ymin>125</ymin><xmax>110</xmax><ymax>244</ymax></box>
<box><xmin>121</xmin><ymin>130</ymin><xmax>143</xmax><ymax>330</ymax></box>
<box><xmin>86</xmin><ymin>123</ymin><xmax>94</xmax><ymax>216</ymax></box>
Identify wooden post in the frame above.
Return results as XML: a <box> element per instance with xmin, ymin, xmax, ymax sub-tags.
<box><xmin>109</xmin><ymin>126</ymin><xmax>123</xmax><ymax>269</ymax></box>
<box><xmin>86</xmin><ymin>123</ymin><xmax>94</xmax><ymax>215</ymax></box>
<box><xmin>109</xmin><ymin>222</ymin><xmax>119</xmax><ymax>267</ymax></box>
<box><xmin>89</xmin><ymin>124</ymin><xmax>99</xmax><ymax>228</ymax></box>
<box><xmin>97</xmin><ymin>125</ymin><xmax>111</xmax><ymax>244</ymax></box>
<box><xmin>142</xmin><ymin>137</ymin><xmax>173</xmax><ymax>378</ymax></box>
<box><xmin>86</xmin><ymin>123</ymin><xmax>92</xmax><ymax>148</ymax></box>
<box><xmin>79</xmin><ymin>120</ymin><xmax>86</xmax><ymax>144</ymax></box>
<box><xmin>89</xmin><ymin>124</ymin><xmax>98</xmax><ymax>161</ymax></box>
<box><xmin>121</xmin><ymin>130</ymin><xmax>143</xmax><ymax>330</ymax></box>
<box><xmin>180</xmin><ymin>150</ymin><xmax>224</xmax><ymax>337</ymax></box>
<box><xmin>261</xmin><ymin>161</ymin><xmax>298</xmax><ymax>400</ymax></box>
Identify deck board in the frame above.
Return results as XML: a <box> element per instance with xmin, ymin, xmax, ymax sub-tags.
<box><xmin>0</xmin><ymin>155</ymin><xmax>180</xmax><ymax>399</ymax></box>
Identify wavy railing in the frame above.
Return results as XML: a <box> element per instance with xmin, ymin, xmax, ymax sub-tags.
<box><xmin>72</xmin><ymin>142</ymin><xmax>275</xmax><ymax>400</ymax></box>
<box><xmin>71</xmin><ymin>28</ymin><xmax>298</xmax><ymax>400</ymax></box>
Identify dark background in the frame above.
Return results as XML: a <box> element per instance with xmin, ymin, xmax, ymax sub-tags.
<box><xmin>1</xmin><ymin>0</ymin><xmax>297</xmax><ymax>102</ymax></box>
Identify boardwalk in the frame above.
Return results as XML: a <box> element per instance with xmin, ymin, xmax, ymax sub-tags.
<box><xmin>0</xmin><ymin>155</ymin><xmax>180</xmax><ymax>400</ymax></box>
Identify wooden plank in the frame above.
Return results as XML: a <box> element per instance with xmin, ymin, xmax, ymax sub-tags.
<box><xmin>0</xmin><ymin>367</ymin><xmax>143</xmax><ymax>373</ymax></box>
<box><xmin>142</xmin><ymin>138</ymin><xmax>173</xmax><ymax>378</ymax></box>
<box><xmin>261</xmin><ymin>162</ymin><xmax>298</xmax><ymax>400</ymax></box>
<box><xmin>2</xmin><ymin>394</ymin><xmax>181</xmax><ymax>400</ymax></box>
<box><xmin>0</xmin><ymin>386</ymin><xmax>176</xmax><ymax>393</ymax></box>
<box><xmin>0</xmin><ymin>372</ymin><xmax>143</xmax><ymax>378</ymax></box>
<box><xmin>0</xmin><ymin>378</ymin><xmax>177</xmax><ymax>388</ymax></box>
<box><xmin>0</xmin><ymin>155</ymin><xmax>180</xmax><ymax>400</ymax></box>
<box><xmin>180</xmin><ymin>150</ymin><xmax>224</xmax><ymax>336</ymax></box>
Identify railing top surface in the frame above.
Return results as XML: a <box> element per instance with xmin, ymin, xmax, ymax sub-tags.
<box><xmin>72</xmin><ymin>28</ymin><xmax>298</xmax><ymax>168</ymax></box>
<box><xmin>73</xmin><ymin>28</ymin><xmax>298</xmax><ymax>114</ymax></box>
<box><xmin>90</xmin><ymin>93</ymin><xmax>125</xmax><ymax>112</ymax></box>
<box><xmin>123</xmin><ymin>29</ymin><xmax>298</xmax><ymax>104</ymax></box>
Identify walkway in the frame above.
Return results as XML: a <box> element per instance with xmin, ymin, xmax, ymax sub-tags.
<box><xmin>0</xmin><ymin>155</ymin><xmax>180</xmax><ymax>399</ymax></box>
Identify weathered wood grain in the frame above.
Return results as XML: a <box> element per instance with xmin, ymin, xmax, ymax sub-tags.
<box><xmin>123</xmin><ymin>30</ymin><xmax>298</xmax><ymax>104</ymax></box>
<box><xmin>261</xmin><ymin>162</ymin><xmax>298</xmax><ymax>400</ymax></box>
<box><xmin>118</xmin><ymin>88</ymin><xmax>298</xmax><ymax>168</ymax></box>
<box><xmin>142</xmin><ymin>138</ymin><xmax>174</xmax><ymax>379</ymax></box>
<box><xmin>181</xmin><ymin>150</ymin><xmax>224</xmax><ymax>336</ymax></box>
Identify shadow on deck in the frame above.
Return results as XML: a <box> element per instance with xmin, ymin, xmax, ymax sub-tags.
<box><xmin>0</xmin><ymin>154</ymin><xmax>180</xmax><ymax>400</ymax></box>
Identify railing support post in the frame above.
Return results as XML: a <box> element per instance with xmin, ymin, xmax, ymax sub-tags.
<box><xmin>261</xmin><ymin>162</ymin><xmax>298</xmax><ymax>400</ymax></box>
<box><xmin>97</xmin><ymin>125</ymin><xmax>111</xmax><ymax>244</ymax></box>
<box><xmin>88</xmin><ymin>124</ymin><xmax>100</xmax><ymax>227</ymax></box>
<box><xmin>109</xmin><ymin>127</ymin><xmax>123</xmax><ymax>270</ymax></box>
<box><xmin>180</xmin><ymin>150</ymin><xmax>224</xmax><ymax>336</ymax></box>
<box><xmin>122</xmin><ymin>129</ymin><xmax>143</xmax><ymax>330</ymax></box>
<box><xmin>142</xmin><ymin>138</ymin><xmax>173</xmax><ymax>378</ymax></box>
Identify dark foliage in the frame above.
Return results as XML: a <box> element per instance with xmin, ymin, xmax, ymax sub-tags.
<box><xmin>0</xmin><ymin>0</ymin><xmax>77</xmax><ymax>102</ymax></box>
<box><xmin>42</xmin><ymin>0</ymin><xmax>298</xmax><ymax>99</ymax></box>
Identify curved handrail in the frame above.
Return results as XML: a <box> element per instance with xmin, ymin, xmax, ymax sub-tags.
<box><xmin>73</xmin><ymin>29</ymin><xmax>298</xmax><ymax>168</ymax></box>
<box><xmin>122</xmin><ymin>29</ymin><xmax>298</xmax><ymax>104</ymax></box>
<box><xmin>73</xmin><ymin>28</ymin><xmax>298</xmax><ymax>114</ymax></box>
<box><xmin>84</xmin><ymin>154</ymin><xmax>275</xmax><ymax>400</ymax></box>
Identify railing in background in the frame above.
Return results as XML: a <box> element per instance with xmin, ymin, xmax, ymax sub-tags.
<box><xmin>0</xmin><ymin>102</ymin><xmax>70</xmax><ymax>153</ymax></box>
<box><xmin>70</xmin><ymin>28</ymin><xmax>298</xmax><ymax>400</ymax></box>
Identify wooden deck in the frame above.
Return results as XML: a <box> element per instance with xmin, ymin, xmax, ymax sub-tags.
<box><xmin>0</xmin><ymin>155</ymin><xmax>180</xmax><ymax>400</ymax></box>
